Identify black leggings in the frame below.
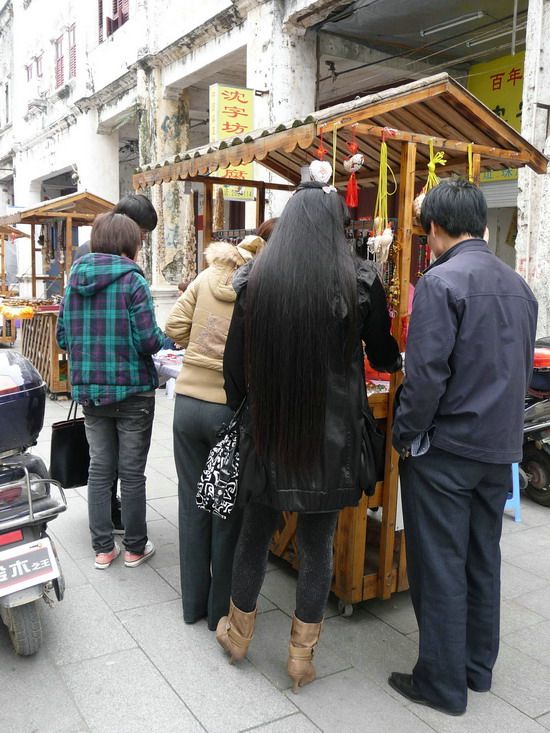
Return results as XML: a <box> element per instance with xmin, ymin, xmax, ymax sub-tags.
<box><xmin>231</xmin><ymin>502</ymin><xmax>339</xmax><ymax>623</ymax></box>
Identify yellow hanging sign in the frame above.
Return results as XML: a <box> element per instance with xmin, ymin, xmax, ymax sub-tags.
<box><xmin>209</xmin><ymin>83</ymin><xmax>255</xmax><ymax>201</ymax></box>
<box><xmin>467</xmin><ymin>52</ymin><xmax>524</xmax><ymax>183</ymax></box>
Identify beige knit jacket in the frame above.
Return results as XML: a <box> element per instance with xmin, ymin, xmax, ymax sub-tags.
<box><xmin>165</xmin><ymin>239</ymin><xmax>262</xmax><ymax>404</ymax></box>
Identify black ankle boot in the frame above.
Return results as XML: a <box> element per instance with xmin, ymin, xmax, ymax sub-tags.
<box><xmin>388</xmin><ymin>673</ymin><xmax>466</xmax><ymax>716</ymax></box>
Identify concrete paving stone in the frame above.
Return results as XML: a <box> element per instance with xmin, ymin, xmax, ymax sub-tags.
<box><xmin>78</xmin><ymin>555</ymin><xmax>179</xmax><ymax>612</ymax></box>
<box><xmin>0</xmin><ymin>627</ymin><xmax>88</xmax><ymax>732</ymax></box>
<box><xmin>49</xmin><ymin>494</ymin><xmax>94</xmax><ymax>561</ymax></box>
<box><xmin>361</xmin><ymin>590</ymin><xmax>418</xmax><ymax>635</ymax></box>
<box><xmin>260</xmin><ymin>568</ymin><xmax>339</xmax><ymax>620</ymax></box>
<box><xmin>154</xmin><ymin>459</ymin><xmax>179</xmax><ymax>483</ymax></box>
<box><xmin>119</xmin><ymin>600</ymin><xmax>296</xmax><ymax>733</ymax></box>
<box><xmin>505</xmin><ymin>549</ymin><xmax>550</xmax><ymax>582</ymax></box>
<box><xmin>147</xmin><ymin>438</ymin><xmax>176</xmax><ymax>460</ymax></box>
<box><xmin>511</xmin><ymin>499</ymin><xmax>550</xmax><ymax>528</ymax></box>
<box><xmin>490</xmin><ymin>641</ymin><xmax>550</xmax><ymax>718</ymax></box>
<box><xmin>511</xmin><ymin>585</ymin><xmax>550</xmax><ymax>621</ymax></box>
<box><xmin>242</xmin><ymin>713</ymin><xmax>321</xmax><ymax>732</ymax></box>
<box><xmin>500</xmin><ymin>525</ymin><xmax>550</xmax><ymax>560</ymax></box>
<box><xmin>500</xmin><ymin>598</ymin><xmax>546</xmax><ymax>636</ymax></box>
<box><xmin>247</xmin><ymin>609</ymin><xmax>351</xmax><ymax>691</ymax></box>
<box><xmin>500</xmin><ymin>560</ymin><xmax>549</xmax><ymax>600</ymax></box>
<box><xmin>147</xmin><ymin>496</ymin><xmax>179</xmax><ymax>526</ymax></box>
<box><xmin>156</xmin><ymin>563</ymin><xmax>182</xmax><ymax>594</ymax></box>
<box><xmin>40</xmin><ymin>584</ymin><xmax>136</xmax><ymax>665</ymax></box>
<box><xmin>503</xmin><ymin>619</ymin><xmax>550</xmax><ymax>666</ymax></box>
<box><xmin>145</xmin><ymin>465</ymin><xmax>178</xmax><ymax>499</ymax></box>
<box><xmin>539</xmin><ymin>712</ymin><xmax>550</xmax><ymax>730</ymax></box>
<box><xmin>284</xmin><ymin>666</ymin><xmax>435</xmax><ymax>733</ymax></box>
<box><xmin>50</xmin><ymin>535</ymin><xmax>89</xmax><ymax>589</ymax></box>
<box><xmin>143</xmin><ymin>517</ymin><xmax>180</xmax><ymax>569</ymax></box>
<box><xmin>411</xmin><ymin>687</ymin><xmax>548</xmax><ymax>733</ymax></box>
<box><xmin>60</xmin><ymin>647</ymin><xmax>204</xmax><ymax>733</ymax></box>
<box><xmin>258</xmin><ymin>593</ymin><xmax>277</xmax><ymax>613</ymax></box>
<box><xmin>320</xmin><ymin>609</ymin><xmax>418</xmax><ymax>695</ymax></box>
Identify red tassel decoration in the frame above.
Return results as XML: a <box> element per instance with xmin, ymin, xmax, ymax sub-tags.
<box><xmin>345</xmin><ymin>172</ymin><xmax>358</xmax><ymax>208</ymax></box>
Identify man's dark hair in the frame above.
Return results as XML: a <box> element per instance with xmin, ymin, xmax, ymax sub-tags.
<box><xmin>113</xmin><ymin>194</ymin><xmax>158</xmax><ymax>232</ymax></box>
<box><xmin>420</xmin><ymin>179</ymin><xmax>487</xmax><ymax>239</ymax></box>
<box><xmin>91</xmin><ymin>212</ymin><xmax>141</xmax><ymax>259</ymax></box>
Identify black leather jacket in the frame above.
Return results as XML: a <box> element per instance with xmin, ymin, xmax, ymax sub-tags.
<box><xmin>223</xmin><ymin>260</ymin><xmax>401</xmax><ymax>512</ymax></box>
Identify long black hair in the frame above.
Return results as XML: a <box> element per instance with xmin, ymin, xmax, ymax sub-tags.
<box><xmin>245</xmin><ymin>182</ymin><xmax>358</xmax><ymax>475</ymax></box>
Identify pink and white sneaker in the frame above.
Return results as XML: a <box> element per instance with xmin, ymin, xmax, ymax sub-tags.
<box><xmin>124</xmin><ymin>540</ymin><xmax>156</xmax><ymax>568</ymax></box>
<box><xmin>94</xmin><ymin>543</ymin><xmax>121</xmax><ymax>570</ymax></box>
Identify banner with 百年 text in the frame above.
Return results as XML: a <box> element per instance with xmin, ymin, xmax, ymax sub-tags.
<box><xmin>467</xmin><ymin>52</ymin><xmax>524</xmax><ymax>183</ymax></box>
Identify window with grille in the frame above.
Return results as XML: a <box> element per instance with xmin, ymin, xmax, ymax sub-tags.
<box><xmin>55</xmin><ymin>35</ymin><xmax>64</xmax><ymax>88</ymax></box>
<box><xmin>26</xmin><ymin>64</ymin><xmax>33</xmax><ymax>82</ymax></box>
<box><xmin>68</xmin><ymin>25</ymin><xmax>76</xmax><ymax>78</ymax></box>
<box><xmin>35</xmin><ymin>54</ymin><xmax>43</xmax><ymax>78</ymax></box>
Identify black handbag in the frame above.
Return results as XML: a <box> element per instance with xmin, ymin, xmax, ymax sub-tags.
<box><xmin>360</xmin><ymin>401</ymin><xmax>386</xmax><ymax>496</ymax></box>
<box><xmin>196</xmin><ymin>399</ymin><xmax>246</xmax><ymax>520</ymax></box>
<box><xmin>49</xmin><ymin>401</ymin><xmax>90</xmax><ymax>488</ymax></box>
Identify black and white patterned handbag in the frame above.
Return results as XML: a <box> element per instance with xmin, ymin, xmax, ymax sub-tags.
<box><xmin>196</xmin><ymin>399</ymin><xmax>246</xmax><ymax>520</ymax></box>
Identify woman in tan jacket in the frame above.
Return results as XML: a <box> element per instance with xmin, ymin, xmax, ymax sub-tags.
<box><xmin>165</xmin><ymin>235</ymin><xmax>265</xmax><ymax>631</ymax></box>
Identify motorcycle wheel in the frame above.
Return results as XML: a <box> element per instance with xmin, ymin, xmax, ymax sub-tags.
<box><xmin>7</xmin><ymin>601</ymin><xmax>42</xmax><ymax>656</ymax></box>
<box><xmin>522</xmin><ymin>446</ymin><xmax>550</xmax><ymax>507</ymax></box>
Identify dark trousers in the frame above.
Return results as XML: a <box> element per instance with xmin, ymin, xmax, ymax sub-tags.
<box><xmin>231</xmin><ymin>503</ymin><xmax>339</xmax><ymax>623</ymax></box>
<box><xmin>173</xmin><ymin>394</ymin><xmax>243</xmax><ymax>630</ymax></box>
<box><xmin>399</xmin><ymin>445</ymin><xmax>511</xmax><ymax>711</ymax></box>
<box><xmin>84</xmin><ymin>395</ymin><xmax>155</xmax><ymax>554</ymax></box>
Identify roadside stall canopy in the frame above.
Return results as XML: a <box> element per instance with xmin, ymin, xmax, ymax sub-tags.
<box><xmin>0</xmin><ymin>191</ymin><xmax>114</xmax><ymax>296</ymax></box>
<box><xmin>132</xmin><ymin>73</ymin><xmax>549</xmax><ymax>606</ymax></box>
<box><xmin>133</xmin><ymin>72</ymin><xmax>548</xmax><ymax>193</ymax></box>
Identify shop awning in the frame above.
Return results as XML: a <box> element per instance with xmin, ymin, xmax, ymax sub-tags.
<box><xmin>133</xmin><ymin>73</ymin><xmax>548</xmax><ymax>191</ymax></box>
<box><xmin>0</xmin><ymin>225</ymin><xmax>28</xmax><ymax>238</ymax></box>
<box><xmin>0</xmin><ymin>191</ymin><xmax>115</xmax><ymax>227</ymax></box>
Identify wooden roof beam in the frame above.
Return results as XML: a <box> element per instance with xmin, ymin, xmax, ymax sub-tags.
<box><xmin>353</xmin><ymin>124</ymin><xmax>531</xmax><ymax>166</ymax></box>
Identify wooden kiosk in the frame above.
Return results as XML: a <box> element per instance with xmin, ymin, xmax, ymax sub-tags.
<box><xmin>0</xmin><ymin>192</ymin><xmax>114</xmax><ymax>394</ymax></box>
<box><xmin>0</xmin><ymin>225</ymin><xmax>28</xmax><ymax>346</ymax></box>
<box><xmin>133</xmin><ymin>73</ymin><xmax>547</xmax><ymax>609</ymax></box>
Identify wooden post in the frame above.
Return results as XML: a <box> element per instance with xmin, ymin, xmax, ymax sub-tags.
<box><xmin>472</xmin><ymin>153</ymin><xmax>481</xmax><ymax>186</ymax></box>
<box><xmin>203</xmin><ymin>181</ymin><xmax>213</xmax><ymax>272</ymax></box>
<box><xmin>256</xmin><ymin>183</ymin><xmax>266</xmax><ymax>230</ymax></box>
<box><xmin>377</xmin><ymin>140</ymin><xmax>416</xmax><ymax>600</ymax></box>
<box><xmin>31</xmin><ymin>224</ymin><xmax>36</xmax><ymax>297</ymax></box>
<box><xmin>64</xmin><ymin>215</ymin><xmax>73</xmax><ymax>294</ymax></box>
<box><xmin>0</xmin><ymin>234</ymin><xmax>5</xmax><ymax>292</ymax></box>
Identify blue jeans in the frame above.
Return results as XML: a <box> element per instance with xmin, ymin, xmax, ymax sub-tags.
<box><xmin>84</xmin><ymin>395</ymin><xmax>155</xmax><ymax>554</ymax></box>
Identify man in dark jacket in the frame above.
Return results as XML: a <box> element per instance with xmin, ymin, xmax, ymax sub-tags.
<box><xmin>390</xmin><ymin>179</ymin><xmax>537</xmax><ymax>716</ymax></box>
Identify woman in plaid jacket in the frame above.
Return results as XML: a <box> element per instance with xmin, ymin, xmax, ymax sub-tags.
<box><xmin>56</xmin><ymin>212</ymin><xmax>164</xmax><ymax>570</ymax></box>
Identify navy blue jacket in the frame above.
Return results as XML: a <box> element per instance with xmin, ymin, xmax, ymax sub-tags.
<box><xmin>393</xmin><ymin>239</ymin><xmax>537</xmax><ymax>464</ymax></box>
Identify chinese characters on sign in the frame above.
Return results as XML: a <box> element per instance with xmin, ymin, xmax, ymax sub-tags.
<box><xmin>209</xmin><ymin>84</ymin><xmax>255</xmax><ymax>201</ymax></box>
<box><xmin>467</xmin><ymin>52</ymin><xmax>525</xmax><ymax>183</ymax></box>
<box><xmin>0</xmin><ymin>539</ymin><xmax>59</xmax><ymax>598</ymax></box>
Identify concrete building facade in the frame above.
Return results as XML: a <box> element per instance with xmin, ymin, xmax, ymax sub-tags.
<box><xmin>0</xmin><ymin>0</ymin><xmax>547</xmax><ymax>330</ymax></box>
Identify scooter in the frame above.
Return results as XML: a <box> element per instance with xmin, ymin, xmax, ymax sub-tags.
<box><xmin>0</xmin><ymin>351</ymin><xmax>66</xmax><ymax>655</ymax></box>
<box><xmin>520</xmin><ymin>338</ymin><xmax>550</xmax><ymax>507</ymax></box>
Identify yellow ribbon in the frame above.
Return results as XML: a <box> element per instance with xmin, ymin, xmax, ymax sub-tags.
<box><xmin>425</xmin><ymin>139</ymin><xmax>447</xmax><ymax>192</ymax></box>
<box><xmin>467</xmin><ymin>143</ymin><xmax>474</xmax><ymax>183</ymax></box>
<box><xmin>373</xmin><ymin>136</ymin><xmax>397</xmax><ymax>234</ymax></box>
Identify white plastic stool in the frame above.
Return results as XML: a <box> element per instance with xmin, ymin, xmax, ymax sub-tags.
<box><xmin>504</xmin><ymin>462</ymin><xmax>521</xmax><ymax>522</ymax></box>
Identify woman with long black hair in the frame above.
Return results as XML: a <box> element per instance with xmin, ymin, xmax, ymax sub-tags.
<box><xmin>218</xmin><ymin>181</ymin><xmax>402</xmax><ymax>691</ymax></box>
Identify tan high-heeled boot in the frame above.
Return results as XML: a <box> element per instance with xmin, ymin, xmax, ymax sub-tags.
<box><xmin>287</xmin><ymin>614</ymin><xmax>323</xmax><ymax>693</ymax></box>
<box><xmin>216</xmin><ymin>599</ymin><xmax>257</xmax><ymax>664</ymax></box>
